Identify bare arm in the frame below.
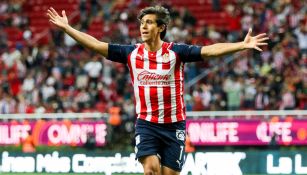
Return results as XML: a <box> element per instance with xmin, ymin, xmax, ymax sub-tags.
<box><xmin>201</xmin><ymin>28</ymin><xmax>269</xmax><ymax>58</ymax></box>
<box><xmin>47</xmin><ymin>7</ymin><xmax>108</xmax><ymax>57</ymax></box>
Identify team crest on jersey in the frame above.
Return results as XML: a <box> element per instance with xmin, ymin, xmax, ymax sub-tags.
<box><xmin>176</xmin><ymin>130</ymin><xmax>185</xmax><ymax>141</ymax></box>
<box><xmin>162</xmin><ymin>53</ymin><xmax>169</xmax><ymax>63</ymax></box>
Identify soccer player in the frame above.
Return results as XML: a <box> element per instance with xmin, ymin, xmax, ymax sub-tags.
<box><xmin>47</xmin><ymin>6</ymin><xmax>268</xmax><ymax>175</ymax></box>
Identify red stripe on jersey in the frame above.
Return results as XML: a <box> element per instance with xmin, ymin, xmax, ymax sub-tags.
<box><xmin>162</xmin><ymin>42</ymin><xmax>171</xmax><ymax>70</ymax></box>
<box><xmin>136</xmin><ymin>44</ymin><xmax>147</xmax><ymax>120</ymax></box>
<box><xmin>148</xmin><ymin>51</ymin><xmax>157</xmax><ymax>69</ymax></box>
<box><xmin>161</xmin><ymin>42</ymin><xmax>172</xmax><ymax>123</ymax></box>
<box><xmin>163</xmin><ymin>86</ymin><xmax>172</xmax><ymax>123</ymax></box>
<box><xmin>138</xmin><ymin>86</ymin><xmax>147</xmax><ymax>120</ymax></box>
<box><xmin>174</xmin><ymin>56</ymin><xmax>184</xmax><ymax>122</ymax></box>
<box><xmin>136</xmin><ymin>44</ymin><xmax>144</xmax><ymax>69</ymax></box>
<box><xmin>149</xmin><ymin>51</ymin><xmax>159</xmax><ymax>122</ymax></box>
<box><xmin>150</xmin><ymin>87</ymin><xmax>158</xmax><ymax>123</ymax></box>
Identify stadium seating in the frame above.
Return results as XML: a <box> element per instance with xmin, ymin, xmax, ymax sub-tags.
<box><xmin>0</xmin><ymin>0</ymin><xmax>305</xmax><ymax>115</ymax></box>
<box><xmin>22</xmin><ymin>0</ymin><xmax>79</xmax><ymax>45</ymax></box>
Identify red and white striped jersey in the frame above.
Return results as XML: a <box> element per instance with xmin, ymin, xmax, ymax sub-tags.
<box><xmin>107</xmin><ymin>42</ymin><xmax>202</xmax><ymax>123</ymax></box>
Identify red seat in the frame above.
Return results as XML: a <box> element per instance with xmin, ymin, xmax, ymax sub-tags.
<box><xmin>22</xmin><ymin>0</ymin><xmax>80</xmax><ymax>47</ymax></box>
<box><xmin>95</xmin><ymin>102</ymin><xmax>107</xmax><ymax>113</ymax></box>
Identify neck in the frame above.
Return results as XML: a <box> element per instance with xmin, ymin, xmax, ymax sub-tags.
<box><xmin>144</xmin><ymin>38</ymin><xmax>163</xmax><ymax>52</ymax></box>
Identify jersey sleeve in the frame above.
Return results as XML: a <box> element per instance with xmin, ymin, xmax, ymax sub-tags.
<box><xmin>172</xmin><ymin>43</ymin><xmax>202</xmax><ymax>62</ymax></box>
<box><xmin>107</xmin><ymin>44</ymin><xmax>136</xmax><ymax>64</ymax></box>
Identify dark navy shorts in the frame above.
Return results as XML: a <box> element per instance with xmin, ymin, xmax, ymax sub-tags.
<box><xmin>135</xmin><ymin>119</ymin><xmax>186</xmax><ymax>172</ymax></box>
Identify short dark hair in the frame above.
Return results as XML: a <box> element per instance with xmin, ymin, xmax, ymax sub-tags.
<box><xmin>138</xmin><ymin>6</ymin><xmax>170</xmax><ymax>40</ymax></box>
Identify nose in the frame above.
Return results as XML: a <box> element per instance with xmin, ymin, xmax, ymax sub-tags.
<box><xmin>141</xmin><ymin>23</ymin><xmax>147</xmax><ymax>29</ymax></box>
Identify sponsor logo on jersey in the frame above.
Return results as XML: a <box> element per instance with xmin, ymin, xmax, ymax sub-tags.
<box><xmin>137</xmin><ymin>70</ymin><xmax>171</xmax><ymax>86</ymax></box>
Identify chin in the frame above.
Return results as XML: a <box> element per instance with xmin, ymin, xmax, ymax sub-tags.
<box><xmin>141</xmin><ymin>37</ymin><xmax>152</xmax><ymax>43</ymax></box>
<box><xmin>141</xmin><ymin>37</ymin><xmax>148</xmax><ymax>42</ymax></box>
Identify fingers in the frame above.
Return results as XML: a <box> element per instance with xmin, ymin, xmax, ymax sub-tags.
<box><xmin>46</xmin><ymin>7</ymin><xmax>66</xmax><ymax>26</ymax></box>
<box><xmin>255</xmin><ymin>33</ymin><xmax>267</xmax><ymax>39</ymax></box>
<box><xmin>47</xmin><ymin>10</ymin><xmax>55</xmax><ymax>20</ymax></box>
<box><xmin>46</xmin><ymin>7</ymin><xmax>58</xmax><ymax>19</ymax></box>
<box><xmin>255</xmin><ymin>33</ymin><xmax>269</xmax><ymax>51</ymax></box>
<box><xmin>62</xmin><ymin>10</ymin><xmax>67</xmax><ymax>18</ymax></box>
<box><xmin>247</xmin><ymin>28</ymin><xmax>252</xmax><ymax>36</ymax></box>
<box><xmin>245</xmin><ymin>29</ymin><xmax>269</xmax><ymax>52</ymax></box>
<box><xmin>254</xmin><ymin>46</ymin><xmax>262</xmax><ymax>52</ymax></box>
<box><xmin>50</xmin><ymin>7</ymin><xmax>59</xmax><ymax>16</ymax></box>
<box><xmin>258</xmin><ymin>37</ymin><xmax>270</xmax><ymax>42</ymax></box>
<box><xmin>257</xmin><ymin>43</ymin><xmax>268</xmax><ymax>46</ymax></box>
<box><xmin>49</xmin><ymin>19</ymin><xmax>56</xmax><ymax>24</ymax></box>
<box><xmin>255</xmin><ymin>41</ymin><xmax>268</xmax><ymax>51</ymax></box>
<box><xmin>255</xmin><ymin>40</ymin><xmax>268</xmax><ymax>52</ymax></box>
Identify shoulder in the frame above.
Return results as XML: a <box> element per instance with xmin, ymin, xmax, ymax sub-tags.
<box><xmin>107</xmin><ymin>44</ymin><xmax>139</xmax><ymax>64</ymax></box>
<box><xmin>171</xmin><ymin>43</ymin><xmax>186</xmax><ymax>52</ymax></box>
<box><xmin>109</xmin><ymin>43</ymin><xmax>137</xmax><ymax>52</ymax></box>
<box><xmin>170</xmin><ymin>43</ymin><xmax>201</xmax><ymax>53</ymax></box>
<box><xmin>169</xmin><ymin>43</ymin><xmax>202</xmax><ymax>62</ymax></box>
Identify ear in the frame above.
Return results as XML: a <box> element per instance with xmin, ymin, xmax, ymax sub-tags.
<box><xmin>159</xmin><ymin>24</ymin><xmax>166</xmax><ymax>32</ymax></box>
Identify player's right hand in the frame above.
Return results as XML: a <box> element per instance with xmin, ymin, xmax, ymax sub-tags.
<box><xmin>47</xmin><ymin>7</ymin><xmax>69</xmax><ymax>30</ymax></box>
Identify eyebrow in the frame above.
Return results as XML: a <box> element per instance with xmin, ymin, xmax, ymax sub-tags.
<box><xmin>139</xmin><ymin>19</ymin><xmax>156</xmax><ymax>22</ymax></box>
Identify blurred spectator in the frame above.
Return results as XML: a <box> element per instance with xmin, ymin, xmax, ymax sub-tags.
<box><xmin>84</xmin><ymin>132</ymin><xmax>96</xmax><ymax>150</ymax></box>
<box><xmin>41</xmin><ymin>76</ymin><xmax>56</xmax><ymax>103</ymax></box>
<box><xmin>90</xmin><ymin>0</ymin><xmax>100</xmax><ymax>17</ymax></box>
<box><xmin>294</xmin><ymin>20</ymin><xmax>307</xmax><ymax>55</ymax></box>
<box><xmin>0</xmin><ymin>27</ymin><xmax>7</xmax><ymax>50</ymax></box>
<box><xmin>255</xmin><ymin>86</ymin><xmax>269</xmax><ymax>110</ymax></box>
<box><xmin>243</xmin><ymin>78</ymin><xmax>256</xmax><ymax>109</ymax></box>
<box><xmin>296</xmin><ymin>79</ymin><xmax>307</xmax><ymax>109</ymax></box>
<box><xmin>211</xmin><ymin>0</ymin><xmax>221</xmax><ymax>12</ymax></box>
<box><xmin>75</xmin><ymin>88</ymin><xmax>91</xmax><ymax>111</ymax></box>
<box><xmin>180</xmin><ymin>7</ymin><xmax>196</xmax><ymax>27</ymax></box>
<box><xmin>0</xmin><ymin>1</ymin><xmax>8</xmax><ymax>15</ymax></box>
<box><xmin>225</xmin><ymin>4</ymin><xmax>241</xmax><ymax>42</ymax></box>
<box><xmin>268</xmin><ymin>132</ymin><xmax>279</xmax><ymax>150</ymax></box>
<box><xmin>64</xmin><ymin>33</ymin><xmax>77</xmax><ymax>47</ymax></box>
<box><xmin>84</xmin><ymin>54</ymin><xmax>103</xmax><ymax>88</ymax></box>
<box><xmin>279</xmin><ymin>86</ymin><xmax>296</xmax><ymax>110</ymax></box>
<box><xmin>0</xmin><ymin>92</ymin><xmax>16</xmax><ymax>114</ymax></box>
<box><xmin>22</xmin><ymin>72</ymin><xmax>35</xmax><ymax>92</ymax></box>
<box><xmin>223</xmin><ymin>75</ymin><xmax>242</xmax><ymax>110</ymax></box>
<box><xmin>241</xmin><ymin>3</ymin><xmax>253</xmax><ymax>32</ymax></box>
<box><xmin>22</xmin><ymin>130</ymin><xmax>36</xmax><ymax>153</ymax></box>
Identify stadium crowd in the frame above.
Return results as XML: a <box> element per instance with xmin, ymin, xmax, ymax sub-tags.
<box><xmin>0</xmin><ymin>0</ymin><xmax>306</xmax><ymax>120</ymax></box>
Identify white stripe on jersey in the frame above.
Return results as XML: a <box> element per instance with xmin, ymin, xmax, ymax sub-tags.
<box><xmin>156</xmin><ymin>48</ymin><xmax>164</xmax><ymax>123</ymax></box>
<box><xmin>143</xmin><ymin>49</ymin><xmax>153</xmax><ymax>121</ymax></box>
<box><xmin>179</xmin><ymin>61</ymin><xmax>185</xmax><ymax>120</ymax></box>
<box><xmin>129</xmin><ymin>46</ymin><xmax>140</xmax><ymax>117</ymax></box>
<box><xmin>169</xmin><ymin>50</ymin><xmax>178</xmax><ymax>122</ymax></box>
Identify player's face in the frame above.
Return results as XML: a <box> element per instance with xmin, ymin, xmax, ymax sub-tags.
<box><xmin>139</xmin><ymin>14</ymin><xmax>161</xmax><ymax>42</ymax></box>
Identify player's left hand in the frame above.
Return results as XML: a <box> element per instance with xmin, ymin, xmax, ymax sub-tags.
<box><xmin>243</xmin><ymin>28</ymin><xmax>269</xmax><ymax>51</ymax></box>
<box><xmin>47</xmin><ymin>7</ymin><xmax>69</xmax><ymax>30</ymax></box>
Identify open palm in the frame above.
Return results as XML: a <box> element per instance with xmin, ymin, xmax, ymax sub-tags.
<box><xmin>47</xmin><ymin>7</ymin><xmax>69</xmax><ymax>29</ymax></box>
<box><xmin>243</xmin><ymin>28</ymin><xmax>269</xmax><ymax>51</ymax></box>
